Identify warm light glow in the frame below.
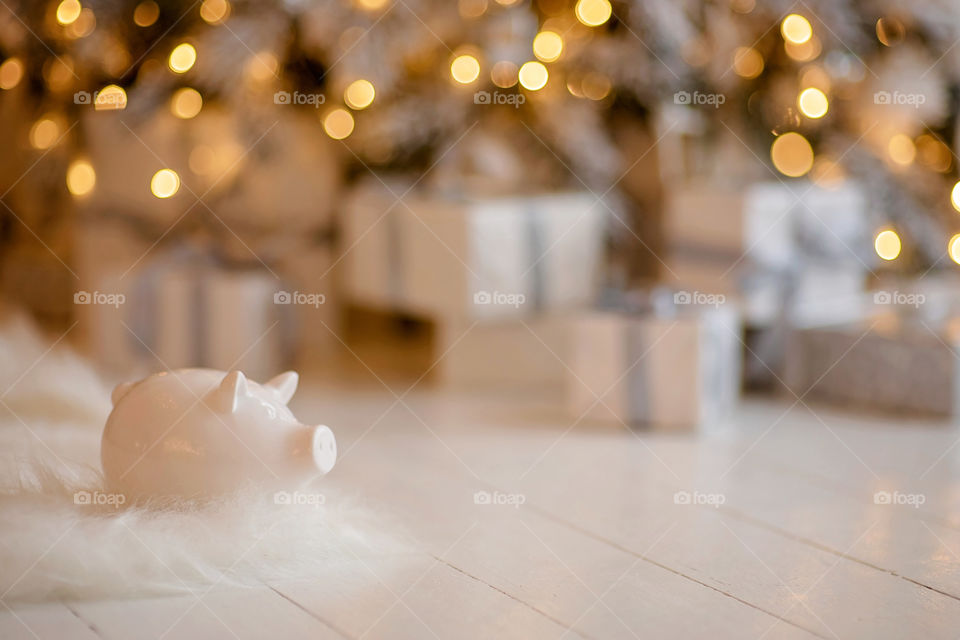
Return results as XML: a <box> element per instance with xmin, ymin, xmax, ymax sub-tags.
<box><xmin>244</xmin><ymin>51</ymin><xmax>278</xmax><ymax>83</ymax></box>
<box><xmin>450</xmin><ymin>55</ymin><xmax>480</xmax><ymax>84</ymax></box>
<box><xmin>732</xmin><ymin>46</ymin><xmax>763</xmax><ymax>79</ymax></box>
<box><xmin>916</xmin><ymin>135</ymin><xmax>952</xmax><ymax>172</ymax></box>
<box><xmin>798</xmin><ymin>87</ymin><xmax>828</xmax><ymax>118</ymax></box>
<box><xmin>533</xmin><ymin>31</ymin><xmax>563</xmax><ymax>63</ymax></box>
<box><xmin>518</xmin><ymin>61</ymin><xmax>548</xmax><ymax>91</ymax></box>
<box><xmin>189</xmin><ymin>145</ymin><xmax>216</xmax><ymax>175</ymax></box>
<box><xmin>875</xmin><ymin>230</ymin><xmax>901</xmax><ymax>261</ymax></box>
<box><xmin>66</xmin><ymin>8</ymin><xmax>95</xmax><ymax>38</ymax></box>
<box><xmin>575</xmin><ymin>0</ymin><xmax>612</xmax><ymax>27</ymax></box>
<box><xmin>951</xmin><ymin>181</ymin><xmax>960</xmax><ymax>212</ymax></box>
<box><xmin>344</xmin><ymin>79</ymin><xmax>375</xmax><ymax>110</ymax></box>
<box><xmin>170</xmin><ymin>87</ymin><xmax>203</xmax><ymax>118</ymax></box>
<box><xmin>459</xmin><ymin>0</ymin><xmax>487</xmax><ymax>18</ymax></box>
<box><xmin>491</xmin><ymin>61</ymin><xmax>518</xmax><ymax>88</ymax></box>
<box><xmin>168</xmin><ymin>43</ymin><xmax>197</xmax><ymax>73</ymax></box>
<box><xmin>581</xmin><ymin>73</ymin><xmax>611</xmax><ymax>100</ymax></box>
<box><xmin>770</xmin><ymin>132</ymin><xmax>814</xmax><ymax>177</ymax></box>
<box><xmin>799</xmin><ymin>66</ymin><xmax>831</xmax><ymax>92</ymax></box>
<box><xmin>133</xmin><ymin>1</ymin><xmax>159</xmax><ymax>27</ymax></box>
<box><xmin>150</xmin><ymin>169</ymin><xmax>180</xmax><ymax>198</ymax></box>
<box><xmin>56</xmin><ymin>0</ymin><xmax>82</xmax><ymax>26</ymax></box>
<box><xmin>785</xmin><ymin>36</ymin><xmax>821</xmax><ymax>62</ymax></box>
<box><xmin>355</xmin><ymin>0</ymin><xmax>389</xmax><ymax>10</ymax></box>
<box><xmin>94</xmin><ymin>84</ymin><xmax>127</xmax><ymax>111</ymax></box>
<box><xmin>29</xmin><ymin>116</ymin><xmax>62</xmax><ymax>150</ymax></box>
<box><xmin>43</xmin><ymin>56</ymin><xmax>75</xmax><ymax>92</ymax></box>
<box><xmin>781</xmin><ymin>14</ymin><xmax>812</xmax><ymax>44</ymax></box>
<box><xmin>951</xmin><ymin>234</ymin><xmax>960</xmax><ymax>265</ymax></box>
<box><xmin>876</xmin><ymin>17</ymin><xmax>904</xmax><ymax>47</ymax></box>
<box><xmin>323</xmin><ymin>108</ymin><xmax>354</xmax><ymax>140</ymax></box>
<box><xmin>0</xmin><ymin>58</ymin><xmax>24</xmax><ymax>90</ymax></box>
<box><xmin>66</xmin><ymin>159</ymin><xmax>96</xmax><ymax>196</ymax></box>
<box><xmin>888</xmin><ymin>134</ymin><xmax>915</xmax><ymax>167</ymax></box>
<box><xmin>200</xmin><ymin>0</ymin><xmax>230</xmax><ymax>24</ymax></box>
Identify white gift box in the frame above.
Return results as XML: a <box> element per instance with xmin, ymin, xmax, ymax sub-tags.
<box><xmin>566</xmin><ymin>306</ymin><xmax>742</xmax><ymax>429</ymax></box>
<box><xmin>343</xmin><ymin>182</ymin><xmax>605</xmax><ymax>321</ymax></box>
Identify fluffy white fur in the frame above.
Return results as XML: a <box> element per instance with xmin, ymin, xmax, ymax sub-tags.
<box><xmin>0</xmin><ymin>315</ymin><xmax>402</xmax><ymax>602</ymax></box>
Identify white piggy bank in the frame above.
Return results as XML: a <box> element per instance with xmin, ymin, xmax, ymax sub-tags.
<box><xmin>101</xmin><ymin>368</ymin><xmax>336</xmax><ymax>500</ymax></box>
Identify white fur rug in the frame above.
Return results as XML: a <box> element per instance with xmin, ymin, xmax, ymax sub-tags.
<box><xmin>0</xmin><ymin>315</ymin><xmax>401</xmax><ymax>602</ymax></box>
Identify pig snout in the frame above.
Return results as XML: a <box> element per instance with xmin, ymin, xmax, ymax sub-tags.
<box><xmin>311</xmin><ymin>425</ymin><xmax>337</xmax><ymax>475</ymax></box>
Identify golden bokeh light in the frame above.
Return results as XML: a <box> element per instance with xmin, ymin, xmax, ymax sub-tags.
<box><xmin>323</xmin><ymin>108</ymin><xmax>355</xmax><ymax>140</ymax></box>
<box><xmin>784</xmin><ymin>36</ymin><xmax>821</xmax><ymax>62</ymax></box>
<box><xmin>133</xmin><ymin>1</ymin><xmax>159</xmax><ymax>27</ymax></box>
<box><xmin>43</xmin><ymin>56</ymin><xmax>75</xmax><ymax>92</ymax></box>
<box><xmin>951</xmin><ymin>234</ymin><xmax>960</xmax><ymax>265</ymax></box>
<box><xmin>0</xmin><ymin>58</ymin><xmax>24</xmax><ymax>90</ymax></box>
<box><xmin>951</xmin><ymin>181</ymin><xmax>960</xmax><ymax>212</ymax></box>
<box><xmin>150</xmin><ymin>169</ymin><xmax>180</xmax><ymax>198</ymax></box>
<box><xmin>875</xmin><ymin>229</ymin><xmax>901</xmax><ymax>261</ymax></box>
<box><xmin>797</xmin><ymin>87</ymin><xmax>828</xmax><ymax>118</ymax></box>
<box><xmin>733</xmin><ymin>46</ymin><xmax>764</xmax><ymax>79</ymax></box>
<box><xmin>781</xmin><ymin>14</ymin><xmax>812</xmax><ymax>44</ymax></box>
<box><xmin>29</xmin><ymin>116</ymin><xmax>63</xmax><ymax>150</ymax></box>
<box><xmin>799</xmin><ymin>65</ymin><xmax>831</xmax><ymax>92</ymax></box>
<box><xmin>581</xmin><ymin>73</ymin><xmax>611</xmax><ymax>100</ymax></box>
<box><xmin>887</xmin><ymin>134</ymin><xmax>915</xmax><ymax>167</ymax></box>
<box><xmin>200</xmin><ymin>0</ymin><xmax>230</xmax><ymax>24</ymax></box>
<box><xmin>66</xmin><ymin>159</ymin><xmax>96</xmax><ymax>197</ymax></box>
<box><xmin>170</xmin><ymin>87</ymin><xmax>203</xmax><ymax>119</ymax></box>
<box><xmin>575</xmin><ymin>0</ymin><xmax>612</xmax><ymax>27</ymax></box>
<box><xmin>168</xmin><ymin>43</ymin><xmax>197</xmax><ymax>73</ymax></box>
<box><xmin>244</xmin><ymin>51</ymin><xmax>278</xmax><ymax>84</ymax></box>
<box><xmin>533</xmin><ymin>31</ymin><xmax>563</xmax><ymax>63</ymax></box>
<box><xmin>876</xmin><ymin>17</ymin><xmax>904</xmax><ymax>47</ymax></box>
<box><xmin>355</xmin><ymin>0</ymin><xmax>389</xmax><ymax>10</ymax></box>
<box><xmin>450</xmin><ymin>54</ymin><xmax>480</xmax><ymax>84</ymax></box>
<box><xmin>66</xmin><ymin>8</ymin><xmax>95</xmax><ymax>38</ymax></box>
<box><xmin>56</xmin><ymin>0</ymin><xmax>82</xmax><ymax>26</ymax></box>
<box><xmin>491</xmin><ymin>61</ymin><xmax>518</xmax><ymax>88</ymax></box>
<box><xmin>94</xmin><ymin>84</ymin><xmax>127</xmax><ymax>110</ymax></box>
<box><xmin>518</xmin><ymin>61</ymin><xmax>548</xmax><ymax>91</ymax></box>
<box><xmin>344</xmin><ymin>79</ymin><xmax>376</xmax><ymax>110</ymax></box>
<box><xmin>770</xmin><ymin>132</ymin><xmax>814</xmax><ymax>177</ymax></box>
<box><xmin>459</xmin><ymin>0</ymin><xmax>487</xmax><ymax>18</ymax></box>
<box><xmin>916</xmin><ymin>135</ymin><xmax>952</xmax><ymax>172</ymax></box>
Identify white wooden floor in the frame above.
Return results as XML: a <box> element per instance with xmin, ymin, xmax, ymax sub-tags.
<box><xmin>4</xmin><ymin>380</ymin><xmax>960</xmax><ymax>639</ymax></box>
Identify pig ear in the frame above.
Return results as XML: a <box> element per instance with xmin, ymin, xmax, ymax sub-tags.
<box><xmin>111</xmin><ymin>382</ymin><xmax>135</xmax><ymax>406</ymax></box>
<box><xmin>210</xmin><ymin>370</ymin><xmax>249</xmax><ymax>413</ymax></box>
<box><xmin>265</xmin><ymin>371</ymin><xmax>298</xmax><ymax>404</ymax></box>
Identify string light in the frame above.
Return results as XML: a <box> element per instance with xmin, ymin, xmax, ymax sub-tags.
<box><xmin>29</xmin><ymin>116</ymin><xmax>63</xmax><ymax>150</ymax></box>
<box><xmin>344</xmin><ymin>79</ymin><xmax>375</xmax><ymax>110</ymax></box>
<box><xmin>887</xmin><ymin>134</ymin><xmax>915</xmax><ymax>166</ymax></box>
<box><xmin>518</xmin><ymin>61</ymin><xmax>548</xmax><ymax>91</ymax></box>
<box><xmin>797</xmin><ymin>87</ymin><xmax>828</xmax><ymax>118</ymax></box>
<box><xmin>533</xmin><ymin>31</ymin><xmax>563</xmax><ymax>63</ymax></box>
<box><xmin>781</xmin><ymin>14</ymin><xmax>812</xmax><ymax>44</ymax></box>
<box><xmin>133</xmin><ymin>0</ymin><xmax>159</xmax><ymax>27</ymax></box>
<box><xmin>323</xmin><ymin>108</ymin><xmax>355</xmax><ymax>140</ymax></box>
<box><xmin>56</xmin><ymin>0</ymin><xmax>82</xmax><ymax>26</ymax></box>
<box><xmin>732</xmin><ymin>47</ymin><xmax>763</xmax><ymax>79</ymax></box>
<box><xmin>950</xmin><ymin>234</ymin><xmax>960</xmax><ymax>265</ymax></box>
<box><xmin>770</xmin><ymin>132</ymin><xmax>814</xmax><ymax>177</ymax></box>
<box><xmin>0</xmin><ymin>58</ymin><xmax>23</xmax><ymax>90</ymax></box>
<box><xmin>168</xmin><ymin>43</ymin><xmax>197</xmax><ymax>73</ymax></box>
<box><xmin>170</xmin><ymin>87</ymin><xmax>203</xmax><ymax>119</ymax></box>
<box><xmin>875</xmin><ymin>230</ymin><xmax>901</xmax><ymax>261</ymax></box>
<box><xmin>150</xmin><ymin>169</ymin><xmax>180</xmax><ymax>198</ymax></box>
<box><xmin>575</xmin><ymin>0</ymin><xmax>612</xmax><ymax>27</ymax></box>
<box><xmin>450</xmin><ymin>54</ymin><xmax>480</xmax><ymax>84</ymax></box>
<box><xmin>66</xmin><ymin>159</ymin><xmax>96</xmax><ymax>197</ymax></box>
<box><xmin>200</xmin><ymin>0</ymin><xmax>230</xmax><ymax>24</ymax></box>
<box><xmin>94</xmin><ymin>84</ymin><xmax>127</xmax><ymax>110</ymax></box>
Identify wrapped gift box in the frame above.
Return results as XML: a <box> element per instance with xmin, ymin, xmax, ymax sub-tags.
<box><xmin>433</xmin><ymin>315</ymin><xmax>570</xmax><ymax>390</ymax></box>
<box><xmin>784</xmin><ymin>315</ymin><xmax>960</xmax><ymax>417</ymax></box>
<box><xmin>566</xmin><ymin>306</ymin><xmax>742</xmax><ymax>429</ymax></box>
<box><xmin>343</xmin><ymin>181</ymin><xmax>605</xmax><ymax>321</ymax></box>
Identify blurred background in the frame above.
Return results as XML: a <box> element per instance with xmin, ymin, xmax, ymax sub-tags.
<box><xmin>2</xmin><ymin>0</ymin><xmax>960</xmax><ymax>423</ymax></box>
